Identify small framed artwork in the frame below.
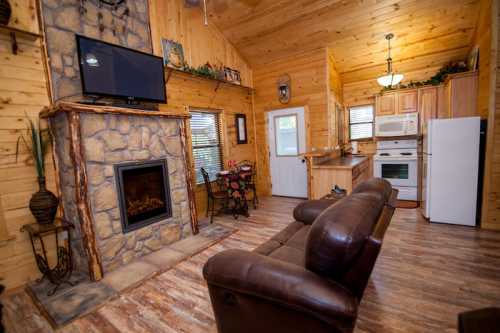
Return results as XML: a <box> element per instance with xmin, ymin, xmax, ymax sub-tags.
<box><xmin>161</xmin><ymin>39</ymin><xmax>185</xmax><ymax>69</ymax></box>
<box><xmin>235</xmin><ymin>114</ymin><xmax>248</xmax><ymax>144</ymax></box>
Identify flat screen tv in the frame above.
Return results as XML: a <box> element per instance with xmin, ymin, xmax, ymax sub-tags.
<box><xmin>76</xmin><ymin>35</ymin><xmax>166</xmax><ymax>103</ymax></box>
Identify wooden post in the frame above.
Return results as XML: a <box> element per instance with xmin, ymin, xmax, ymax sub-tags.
<box><xmin>180</xmin><ymin>118</ymin><xmax>199</xmax><ymax>235</ymax></box>
<box><xmin>67</xmin><ymin>112</ymin><xmax>103</xmax><ymax>281</ymax></box>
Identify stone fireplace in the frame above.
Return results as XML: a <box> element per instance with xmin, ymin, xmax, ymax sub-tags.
<box><xmin>115</xmin><ymin>160</ymin><xmax>172</xmax><ymax>233</ymax></box>
<box><xmin>43</xmin><ymin>102</ymin><xmax>197</xmax><ymax>280</ymax></box>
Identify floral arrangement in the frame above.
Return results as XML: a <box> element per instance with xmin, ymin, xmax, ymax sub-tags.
<box><xmin>227</xmin><ymin>159</ymin><xmax>237</xmax><ymax>171</ymax></box>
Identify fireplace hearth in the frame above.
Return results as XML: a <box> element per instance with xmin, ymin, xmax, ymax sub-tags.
<box><xmin>114</xmin><ymin>160</ymin><xmax>172</xmax><ymax>233</ymax></box>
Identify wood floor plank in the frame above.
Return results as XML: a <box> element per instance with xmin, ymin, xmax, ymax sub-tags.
<box><xmin>2</xmin><ymin>196</ymin><xmax>500</xmax><ymax>332</ymax></box>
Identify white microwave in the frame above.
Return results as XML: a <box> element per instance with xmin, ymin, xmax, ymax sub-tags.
<box><xmin>375</xmin><ymin>113</ymin><xmax>419</xmax><ymax>137</ymax></box>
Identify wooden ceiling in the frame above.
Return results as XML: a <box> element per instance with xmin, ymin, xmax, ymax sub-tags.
<box><xmin>206</xmin><ymin>0</ymin><xmax>480</xmax><ymax>82</ymax></box>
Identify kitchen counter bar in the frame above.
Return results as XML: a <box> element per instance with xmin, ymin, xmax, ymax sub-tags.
<box><xmin>312</xmin><ymin>156</ymin><xmax>368</xmax><ymax>170</ymax></box>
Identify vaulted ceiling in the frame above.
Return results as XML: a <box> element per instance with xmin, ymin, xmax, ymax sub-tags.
<box><xmin>206</xmin><ymin>0</ymin><xmax>480</xmax><ymax>82</ymax></box>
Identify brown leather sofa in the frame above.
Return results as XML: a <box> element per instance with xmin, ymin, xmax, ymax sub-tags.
<box><xmin>203</xmin><ymin>178</ymin><xmax>398</xmax><ymax>333</ymax></box>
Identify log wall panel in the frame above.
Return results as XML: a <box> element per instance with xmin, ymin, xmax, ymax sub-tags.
<box><xmin>482</xmin><ymin>0</ymin><xmax>500</xmax><ymax>230</ymax></box>
<box><xmin>473</xmin><ymin>0</ymin><xmax>493</xmax><ymax>120</ymax></box>
<box><xmin>148</xmin><ymin>0</ymin><xmax>252</xmax><ymax>87</ymax></box>
<box><xmin>149</xmin><ymin>0</ymin><xmax>256</xmax><ymax>216</ymax></box>
<box><xmin>253</xmin><ymin>48</ymin><xmax>328</xmax><ymax>196</ymax></box>
<box><xmin>0</xmin><ymin>4</ymin><xmax>57</xmax><ymax>290</ymax></box>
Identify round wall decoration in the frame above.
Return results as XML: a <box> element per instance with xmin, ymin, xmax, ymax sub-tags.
<box><xmin>277</xmin><ymin>73</ymin><xmax>291</xmax><ymax>104</ymax></box>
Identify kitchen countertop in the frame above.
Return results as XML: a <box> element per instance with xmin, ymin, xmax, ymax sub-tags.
<box><xmin>312</xmin><ymin>156</ymin><xmax>368</xmax><ymax>170</ymax></box>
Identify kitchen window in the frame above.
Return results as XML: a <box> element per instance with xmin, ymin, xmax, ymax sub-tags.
<box><xmin>190</xmin><ymin>110</ymin><xmax>224</xmax><ymax>184</ymax></box>
<box><xmin>349</xmin><ymin>105</ymin><xmax>374</xmax><ymax>140</ymax></box>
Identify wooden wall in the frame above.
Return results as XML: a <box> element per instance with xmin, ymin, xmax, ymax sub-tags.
<box><xmin>148</xmin><ymin>0</ymin><xmax>256</xmax><ymax>216</ymax></box>
<box><xmin>482</xmin><ymin>0</ymin><xmax>500</xmax><ymax>230</ymax></box>
<box><xmin>0</xmin><ymin>0</ymin><xmax>58</xmax><ymax>290</ymax></box>
<box><xmin>148</xmin><ymin>0</ymin><xmax>252</xmax><ymax>87</ymax></box>
<box><xmin>327</xmin><ymin>48</ymin><xmax>344</xmax><ymax>149</ymax></box>
<box><xmin>252</xmin><ymin>48</ymin><xmax>328</xmax><ymax>195</ymax></box>
<box><xmin>165</xmin><ymin>73</ymin><xmax>255</xmax><ymax>218</ymax></box>
<box><xmin>474</xmin><ymin>0</ymin><xmax>494</xmax><ymax>120</ymax></box>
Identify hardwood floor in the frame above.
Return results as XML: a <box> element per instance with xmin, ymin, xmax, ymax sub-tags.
<box><xmin>3</xmin><ymin>196</ymin><xmax>500</xmax><ymax>333</ymax></box>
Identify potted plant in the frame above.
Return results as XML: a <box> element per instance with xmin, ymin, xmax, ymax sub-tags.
<box><xmin>16</xmin><ymin>117</ymin><xmax>58</xmax><ymax>225</ymax></box>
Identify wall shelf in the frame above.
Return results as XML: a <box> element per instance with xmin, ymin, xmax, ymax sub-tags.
<box><xmin>0</xmin><ymin>25</ymin><xmax>42</xmax><ymax>55</ymax></box>
<box><xmin>164</xmin><ymin>67</ymin><xmax>254</xmax><ymax>93</ymax></box>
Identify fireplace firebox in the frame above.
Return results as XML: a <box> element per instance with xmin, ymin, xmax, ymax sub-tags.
<box><xmin>114</xmin><ymin>160</ymin><xmax>172</xmax><ymax>233</ymax></box>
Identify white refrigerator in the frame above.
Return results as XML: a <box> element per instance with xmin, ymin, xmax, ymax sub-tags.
<box><xmin>422</xmin><ymin>117</ymin><xmax>480</xmax><ymax>226</ymax></box>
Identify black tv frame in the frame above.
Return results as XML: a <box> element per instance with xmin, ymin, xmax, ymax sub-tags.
<box><xmin>75</xmin><ymin>34</ymin><xmax>167</xmax><ymax>104</ymax></box>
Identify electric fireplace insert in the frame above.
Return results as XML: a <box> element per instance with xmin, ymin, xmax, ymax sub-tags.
<box><xmin>114</xmin><ymin>159</ymin><xmax>172</xmax><ymax>233</ymax></box>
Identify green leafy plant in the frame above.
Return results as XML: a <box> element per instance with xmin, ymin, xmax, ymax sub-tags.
<box><xmin>183</xmin><ymin>62</ymin><xmax>218</xmax><ymax>80</ymax></box>
<box><xmin>16</xmin><ymin>117</ymin><xmax>50</xmax><ymax>179</ymax></box>
<box><xmin>381</xmin><ymin>61</ymin><xmax>469</xmax><ymax>92</ymax></box>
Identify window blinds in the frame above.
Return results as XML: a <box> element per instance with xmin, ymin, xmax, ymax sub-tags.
<box><xmin>190</xmin><ymin>111</ymin><xmax>223</xmax><ymax>184</ymax></box>
<box><xmin>349</xmin><ymin>105</ymin><xmax>374</xmax><ymax>140</ymax></box>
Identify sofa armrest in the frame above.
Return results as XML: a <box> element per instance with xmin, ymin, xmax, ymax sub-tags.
<box><xmin>203</xmin><ymin>249</ymin><xmax>358</xmax><ymax>326</ymax></box>
<box><xmin>293</xmin><ymin>199</ymin><xmax>338</xmax><ymax>224</ymax></box>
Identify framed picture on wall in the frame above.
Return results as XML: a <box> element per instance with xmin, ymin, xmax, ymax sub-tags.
<box><xmin>235</xmin><ymin>114</ymin><xmax>248</xmax><ymax>144</ymax></box>
<box><xmin>161</xmin><ymin>39</ymin><xmax>185</xmax><ymax>69</ymax></box>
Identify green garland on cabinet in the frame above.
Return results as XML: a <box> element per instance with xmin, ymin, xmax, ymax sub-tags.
<box><xmin>381</xmin><ymin>61</ymin><xmax>469</xmax><ymax>92</ymax></box>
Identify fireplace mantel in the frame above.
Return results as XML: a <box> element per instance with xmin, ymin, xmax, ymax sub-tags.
<box><xmin>45</xmin><ymin>102</ymin><xmax>198</xmax><ymax>281</ymax></box>
<box><xmin>40</xmin><ymin>101</ymin><xmax>191</xmax><ymax>120</ymax></box>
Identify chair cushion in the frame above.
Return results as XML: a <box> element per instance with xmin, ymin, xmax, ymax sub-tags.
<box><xmin>305</xmin><ymin>192</ymin><xmax>386</xmax><ymax>280</ymax></box>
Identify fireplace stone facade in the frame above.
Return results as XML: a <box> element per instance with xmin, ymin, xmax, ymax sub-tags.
<box><xmin>47</xmin><ymin>104</ymin><xmax>193</xmax><ymax>275</ymax></box>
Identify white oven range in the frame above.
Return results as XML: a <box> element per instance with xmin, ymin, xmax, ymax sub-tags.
<box><xmin>374</xmin><ymin>140</ymin><xmax>418</xmax><ymax>201</ymax></box>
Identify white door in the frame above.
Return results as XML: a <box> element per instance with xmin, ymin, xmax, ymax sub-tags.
<box><xmin>267</xmin><ymin>107</ymin><xmax>307</xmax><ymax>198</ymax></box>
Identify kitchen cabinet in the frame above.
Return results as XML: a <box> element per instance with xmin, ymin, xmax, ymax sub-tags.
<box><xmin>375</xmin><ymin>71</ymin><xmax>478</xmax><ymax>121</ymax></box>
<box><xmin>418</xmin><ymin>86</ymin><xmax>438</xmax><ymax>133</ymax></box>
<box><xmin>442</xmin><ymin>71</ymin><xmax>478</xmax><ymax>118</ymax></box>
<box><xmin>376</xmin><ymin>93</ymin><xmax>397</xmax><ymax>116</ymax></box>
<box><xmin>397</xmin><ymin>89</ymin><xmax>418</xmax><ymax>114</ymax></box>
<box><xmin>310</xmin><ymin>156</ymin><xmax>370</xmax><ymax>199</ymax></box>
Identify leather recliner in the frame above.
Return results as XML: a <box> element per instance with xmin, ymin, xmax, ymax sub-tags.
<box><xmin>203</xmin><ymin>178</ymin><xmax>398</xmax><ymax>333</ymax></box>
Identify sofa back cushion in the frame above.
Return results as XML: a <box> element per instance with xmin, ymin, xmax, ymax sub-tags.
<box><xmin>305</xmin><ymin>178</ymin><xmax>390</xmax><ymax>281</ymax></box>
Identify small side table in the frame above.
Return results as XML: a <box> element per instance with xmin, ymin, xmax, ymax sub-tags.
<box><xmin>20</xmin><ymin>218</ymin><xmax>75</xmax><ymax>296</ymax></box>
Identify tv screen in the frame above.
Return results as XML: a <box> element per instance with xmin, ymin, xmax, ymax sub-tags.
<box><xmin>76</xmin><ymin>35</ymin><xmax>166</xmax><ymax>103</ymax></box>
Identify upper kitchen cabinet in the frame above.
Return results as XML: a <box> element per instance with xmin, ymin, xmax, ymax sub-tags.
<box><xmin>375</xmin><ymin>71</ymin><xmax>478</xmax><ymax>122</ymax></box>
<box><xmin>376</xmin><ymin>92</ymin><xmax>397</xmax><ymax>116</ymax></box>
<box><xmin>441</xmin><ymin>71</ymin><xmax>478</xmax><ymax>118</ymax></box>
<box><xmin>397</xmin><ymin>89</ymin><xmax>418</xmax><ymax>114</ymax></box>
<box><xmin>418</xmin><ymin>86</ymin><xmax>438</xmax><ymax>133</ymax></box>
<box><xmin>376</xmin><ymin>89</ymin><xmax>418</xmax><ymax>116</ymax></box>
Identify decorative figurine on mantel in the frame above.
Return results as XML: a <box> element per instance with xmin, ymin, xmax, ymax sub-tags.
<box><xmin>16</xmin><ymin>117</ymin><xmax>59</xmax><ymax>225</ymax></box>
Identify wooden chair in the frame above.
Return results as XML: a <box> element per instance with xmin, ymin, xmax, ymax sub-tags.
<box><xmin>236</xmin><ymin>160</ymin><xmax>259</xmax><ymax>209</ymax></box>
<box><xmin>201</xmin><ymin>168</ymin><xmax>227</xmax><ymax>223</ymax></box>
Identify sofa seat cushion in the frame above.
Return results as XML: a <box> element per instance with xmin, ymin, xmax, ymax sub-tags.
<box><xmin>285</xmin><ymin>225</ymin><xmax>310</xmax><ymax>251</ymax></box>
<box><xmin>254</xmin><ymin>240</ymin><xmax>282</xmax><ymax>255</ymax></box>
<box><xmin>268</xmin><ymin>245</ymin><xmax>305</xmax><ymax>267</ymax></box>
<box><xmin>254</xmin><ymin>222</ymin><xmax>310</xmax><ymax>267</ymax></box>
<box><xmin>270</xmin><ymin>221</ymin><xmax>305</xmax><ymax>244</ymax></box>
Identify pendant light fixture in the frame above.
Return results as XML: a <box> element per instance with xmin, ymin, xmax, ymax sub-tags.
<box><xmin>377</xmin><ymin>33</ymin><xmax>404</xmax><ymax>87</ymax></box>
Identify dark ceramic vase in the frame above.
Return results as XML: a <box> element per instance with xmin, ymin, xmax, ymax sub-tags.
<box><xmin>29</xmin><ymin>177</ymin><xmax>59</xmax><ymax>225</ymax></box>
<box><xmin>0</xmin><ymin>0</ymin><xmax>11</xmax><ymax>26</ymax></box>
